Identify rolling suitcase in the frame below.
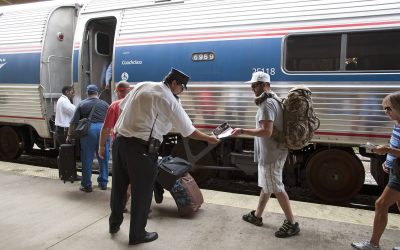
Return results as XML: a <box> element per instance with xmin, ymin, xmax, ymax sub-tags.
<box><xmin>58</xmin><ymin>144</ymin><xmax>77</xmax><ymax>183</ymax></box>
<box><xmin>170</xmin><ymin>173</ymin><xmax>204</xmax><ymax>217</ymax></box>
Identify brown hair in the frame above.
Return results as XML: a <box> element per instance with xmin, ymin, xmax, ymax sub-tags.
<box><xmin>383</xmin><ymin>91</ymin><xmax>400</xmax><ymax>112</ymax></box>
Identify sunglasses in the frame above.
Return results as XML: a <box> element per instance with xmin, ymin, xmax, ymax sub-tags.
<box><xmin>176</xmin><ymin>81</ymin><xmax>187</xmax><ymax>91</ymax></box>
<box><xmin>384</xmin><ymin>106</ymin><xmax>392</xmax><ymax>112</ymax></box>
<box><xmin>251</xmin><ymin>82</ymin><xmax>263</xmax><ymax>89</ymax></box>
<box><xmin>178</xmin><ymin>83</ymin><xmax>185</xmax><ymax>91</ymax></box>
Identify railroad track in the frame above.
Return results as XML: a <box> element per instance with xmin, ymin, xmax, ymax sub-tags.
<box><xmin>5</xmin><ymin>150</ymin><xmax>398</xmax><ymax>213</ymax></box>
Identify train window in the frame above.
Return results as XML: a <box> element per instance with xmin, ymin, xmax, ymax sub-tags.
<box><xmin>285</xmin><ymin>29</ymin><xmax>400</xmax><ymax>72</ymax></box>
<box><xmin>346</xmin><ymin>30</ymin><xmax>400</xmax><ymax>71</ymax></box>
<box><xmin>285</xmin><ymin>34</ymin><xmax>341</xmax><ymax>72</ymax></box>
<box><xmin>96</xmin><ymin>32</ymin><xmax>110</xmax><ymax>55</ymax></box>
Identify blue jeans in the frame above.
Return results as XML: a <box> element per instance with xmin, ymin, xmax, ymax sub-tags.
<box><xmin>80</xmin><ymin>122</ymin><xmax>110</xmax><ymax>188</ymax></box>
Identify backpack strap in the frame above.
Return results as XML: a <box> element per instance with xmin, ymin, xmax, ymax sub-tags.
<box><xmin>269</xmin><ymin>95</ymin><xmax>287</xmax><ymax>149</ymax></box>
<box><xmin>256</xmin><ymin>92</ymin><xmax>287</xmax><ymax>148</ymax></box>
<box><xmin>88</xmin><ymin>105</ymin><xmax>96</xmax><ymax>121</ymax></box>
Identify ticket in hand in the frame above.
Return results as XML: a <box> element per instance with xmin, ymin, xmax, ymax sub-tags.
<box><xmin>212</xmin><ymin>122</ymin><xmax>233</xmax><ymax>139</ymax></box>
<box><xmin>364</xmin><ymin>142</ymin><xmax>377</xmax><ymax>149</ymax></box>
<box><xmin>363</xmin><ymin>142</ymin><xmax>377</xmax><ymax>153</ymax></box>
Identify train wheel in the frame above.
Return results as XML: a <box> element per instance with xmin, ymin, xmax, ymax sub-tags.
<box><xmin>306</xmin><ymin>148</ymin><xmax>364</xmax><ymax>203</ymax></box>
<box><xmin>0</xmin><ymin>126</ymin><xmax>24</xmax><ymax>160</ymax></box>
<box><xmin>171</xmin><ymin>140</ymin><xmax>216</xmax><ymax>184</ymax></box>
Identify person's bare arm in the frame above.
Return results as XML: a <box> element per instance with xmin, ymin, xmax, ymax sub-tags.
<box><xmin>373</xmin><ymin>145</ymin><xmax>400</xmax><ymax>158</ymax></box>
<box><xmin>188</xmin><ymin>129</ymin><xmax>220</xmax><ymax>144</ymax></box>
<box><xmin>98</xmin><ymin>127</ymin><xmax>112</xmax><ymax>159</ymax></box>
<box><xmin>232</xmin><ymin>120</ymin><xmax>273</xmax><ymax>137</ymax></box>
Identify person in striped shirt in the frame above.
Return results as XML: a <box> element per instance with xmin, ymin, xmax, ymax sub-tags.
<box><xmin>352</xmin><ymin>91</ymin><xmax>400</xmax><ymax>250</ymax></box>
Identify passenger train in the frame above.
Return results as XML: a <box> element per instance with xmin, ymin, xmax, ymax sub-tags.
<box><xmin>0</xmin><ymin>0</ymin><xmax>399</xmax><ymax>203</ymax></box>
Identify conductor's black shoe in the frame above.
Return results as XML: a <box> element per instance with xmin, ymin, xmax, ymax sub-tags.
<box><xmin>129</xmin><ymin>232</ymin><xmax>158</xmax><ymax>245</ymax></box>
<box><xmin>154</xmin><ymin>183</ymin><xmax>164</xmax><ymax>204</ymax></box>
<box><xmin>109</xmin><ymin>225</ymin><xmax>120</xmax><ymax>234</ymax></box>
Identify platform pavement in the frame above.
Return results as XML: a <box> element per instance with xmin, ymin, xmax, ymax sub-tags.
<box><xmin>0</xmin><ymin>161</ymin><xmax>399</xmax><ymax>250</ymax></box>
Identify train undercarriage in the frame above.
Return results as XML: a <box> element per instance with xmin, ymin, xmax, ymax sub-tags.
<box><xmin>0</xmin><ymin>125</ymin><xmax>388</xmax><ymax>203</ymax></box>
<box><xmin>161</xmin><ymin>133</ymin><xmax>387</xmax><ymax>204</ymax></box>
<box><xmin>0</xmin><ymin>125</ymin><xmax>54</xmax><ymax>161</ymax></box>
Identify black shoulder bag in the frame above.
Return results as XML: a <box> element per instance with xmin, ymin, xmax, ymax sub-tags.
<box><xmin>156</xmin><ymin>156</ymin><xmax>192</xmax><ymax>190</ymax></box>
<box><xmin>71</xmin><ymin>105</ymin><xmax>96</xmax><ymax>139</ymax></box>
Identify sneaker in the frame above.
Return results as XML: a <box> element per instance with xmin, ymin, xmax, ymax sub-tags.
<box><xmin>394</xmin><ymin>247</ymin><xmax>400</xmax><ymax>250</ymax></box>
<box><xmin>98</xmin><ymin>184</ymin><xmax>107</xmax><ymax>190</ymax></box>
<box><xmin>242</xmin><ymin>210</ymin><xmax>263</xmax><ymax>226</ymax></box>
<box><xmin>351</xmin><ymin>240</ymin><xmax>381</xmax><ymax>250</ymax></box>
<box><xmin>275</xmin><ymin>219</ymin><xmax>300</xmax><ymax>238</ymax></box>
<box><xmin>79</xmin><ymin>185</ymin><xmax>93</xmax><ymax>193</ymax></box>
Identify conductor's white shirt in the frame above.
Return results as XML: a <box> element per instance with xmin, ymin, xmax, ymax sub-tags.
<box><xmin>55</xmin><ymin>95</ymin><xmax>75</xmax><ymax>128</ymax></box>
<box><xmin>115</xmin><ymin>82</ymin><xmax>195</xmax><ymax>142</ymax></box>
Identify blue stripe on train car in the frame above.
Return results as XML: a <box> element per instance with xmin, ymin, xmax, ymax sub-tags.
<box><xmin>114</xmin><ymin>38</ymin><xmax>281</xmax><ymax>82</ymax></box>
<box><xmin>113</xmin><ymin>38</ymin><xmax>400</xmax><ymax>83</ymax></box>
<box><xmin>0</xmin><ymin>53</ymin><xmax>40</xmax><ymax>84</ymax></box>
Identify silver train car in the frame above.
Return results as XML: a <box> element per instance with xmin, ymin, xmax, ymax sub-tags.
<box><xmin>0</xmin><ymin>1</ymin><xmax>80</xmax><ymax>154</ymax></box>
<box><xmin>1</xmin><ymin>0</ymin><xmax>399</xmax><ymax>202</ymax></box>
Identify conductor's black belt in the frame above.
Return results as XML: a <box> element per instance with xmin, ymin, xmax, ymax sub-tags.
<box><xmin>116</xmin><ymin>135</ymin><xmax>160</xmax><ymax>147</ymax></box>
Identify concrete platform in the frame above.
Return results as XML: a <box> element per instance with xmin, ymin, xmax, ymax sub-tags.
<box><xmin>0</xmin><ymin>161</ymin><xmax>399</xmax><ymax>250</ymax></box>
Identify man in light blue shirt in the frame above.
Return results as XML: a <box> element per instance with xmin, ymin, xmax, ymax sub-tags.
<box><xmin>105</xmin><ymin>62</ymin><xmax>112</xmax><ymax>89</ymax></box>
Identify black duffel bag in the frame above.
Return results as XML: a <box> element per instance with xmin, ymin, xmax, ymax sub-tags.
<box><xmin>71</xmin><ymin>105</ymin><xmax>95</xmax><ymax>139</ymax></box>
<box><xmin>156</xmin><ymin>156</ymin><xmax>192</xmax><ymax>191</ymax></box>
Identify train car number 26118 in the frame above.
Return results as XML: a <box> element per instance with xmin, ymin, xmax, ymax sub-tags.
<box><xmin>252</xmin><ymin>68</ymin><xmax>276</xmax><ymax>75</ymax></box>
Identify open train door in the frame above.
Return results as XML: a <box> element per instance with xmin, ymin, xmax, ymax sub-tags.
<box><xmin>40</xmin><ymin>5</ymin><xmax>80</xmax><ymax>150</ymax></box>
<box><xmin>79</xmin><ymin>16</ymin><xmax>117</xmax><ymax>104</ymax></box>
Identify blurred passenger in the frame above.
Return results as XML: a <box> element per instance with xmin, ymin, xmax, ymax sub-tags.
<box><xmin>55</xmin><ymin>86</ymin><xmax>75</xmax><ymax>145</ymax></box>
<box><xmin>109</xmin><ymin>68</ymin><xmax>219</xmax><ymax>245</ymax></box>
<box><xmin>352</xmin><ymin>91</ymin><xmax>400</xmax><ymax>250</ymax></box>
<box><xmin>105</xmin><ymin>61</ymin><xmax>112</xmax><ymax>89</ymax></box>
<box><xmin>232</xmin><ymin>71</ymin><xmax>300</xmax><ymax>238</ymax></box>
<box><xmin>98</xmin><ymin>81</ymin><xmax>132</xmax><ymax>211</ymax></box>
<box><xmin>67</xmin><ymin>84</ymin><xmax>110</xmax><ymax>193</ymax></box>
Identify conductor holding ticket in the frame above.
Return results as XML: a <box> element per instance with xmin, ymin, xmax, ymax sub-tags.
<box><xmin>109</xmin><ymin>68</ymin><xmax>219</xmax><ymax>245</ymax></box>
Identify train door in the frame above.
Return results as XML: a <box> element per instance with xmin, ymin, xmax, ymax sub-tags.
<box><xmin>39</xmin><ymin>6</ymin><xmax>79</xmax><ymax>149</ymax></box>
<box><xmin>80</xmin><ymin>17</ymin><xmax>117</xmax><ymax>104</ymax></box>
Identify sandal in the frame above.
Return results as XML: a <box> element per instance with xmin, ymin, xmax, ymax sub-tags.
<box><xmin>242</xmin><ymin>210</ymin><xmax>263</xmax><ymax>226</ymax></box>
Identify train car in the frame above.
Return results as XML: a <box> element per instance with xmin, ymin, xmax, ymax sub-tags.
<box><xmin>0</xmin><ymin>1</ymin><xmax>81</xmax><ymax>158</ymax></box>
<box><xmin>1</xmin><ymin>0</ymin><xmax>400</xmax><ymax>203</ymax></box>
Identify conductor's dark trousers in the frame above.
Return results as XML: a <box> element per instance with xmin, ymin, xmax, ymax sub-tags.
<box><xmin>109</xmin><ymin>135</ymin><xmax>157</xmax><ymax>242</ymax></box>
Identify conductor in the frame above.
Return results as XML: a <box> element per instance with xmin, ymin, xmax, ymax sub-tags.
<box><xmin>109</xmin><ymin>68</ymin><xmax>220</xmax><ymax>245</ymax></box>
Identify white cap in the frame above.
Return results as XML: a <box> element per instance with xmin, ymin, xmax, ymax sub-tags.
<box><xmin>246</xmin><ymin>71</ymin><xmax>270</xmax><ymax>83</ymax></box>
